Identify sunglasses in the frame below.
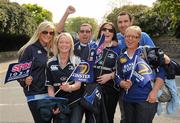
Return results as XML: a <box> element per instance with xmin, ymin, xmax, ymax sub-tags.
<box><xmin>41</xmin><ymin>31</ymin><xmax>55</xmax><ymax>35</ymax></box>
<box><xmin>79</xmin><ymin>30</ymin><xmax>91</xmax><ymax>34</ymax></box>
<box><xmin>102</xmin><ymin>28</ymin><xmax>114</xmax><ymax>33</ymax></box>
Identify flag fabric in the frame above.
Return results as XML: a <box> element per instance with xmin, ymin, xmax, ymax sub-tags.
<box><xmin>4</xmin><ymin>61</ymin><xmax>33</xmax><ymax>83</ymax></box>
<box><xmin>131</xmin><ymin>56</ymin><xmax>155</xmax><ymax>87</ymax></box>
<box><xmin>69</xmin><ymin>60</ymin><xmax>94</xmax><ymax>83</ymax></box>
<box><xmin>96</xmin><ymin>34</ymin><xmax>105</xmax><ymax>55</ymax></box>
<box><xmin>95</xmin><ymin>34</ymin><xmax>105</xmax><ymax>63</ymax></box>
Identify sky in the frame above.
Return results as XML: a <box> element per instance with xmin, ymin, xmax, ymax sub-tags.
<box><xmin>10</xmin><ymin>0</ymin><xmax>157</xmax><ymax>24</ymax></box>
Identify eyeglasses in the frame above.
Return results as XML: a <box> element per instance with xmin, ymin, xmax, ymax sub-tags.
<box><xmin>41</xmin><ymin>31</ymin><xmax>55</xmax><ymax>36</ymax></box>
<box><xmin>102</xmin><ymin>28</ymin><xmax>114</xmax><ymax>33</ymax></box>
<box><xmin>79</xmin><ymin>30</ymin><xmax>91</xmax><ymax>34</ymax></box>
<box><xmin>125</xmin><ymin>35</ymin><xmax>139</xmax><ymax>39</ymax></box>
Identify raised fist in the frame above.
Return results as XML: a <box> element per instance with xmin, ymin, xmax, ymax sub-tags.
<box><xmin>66</xmin><ymin>5</ymin><xmax>76</xmax><ymax>15</ymax></box>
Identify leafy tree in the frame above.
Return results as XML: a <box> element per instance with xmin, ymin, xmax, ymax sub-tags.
<box><xmin>0</xmin><ymin>2</ymin><xmax>36</xmax><ymax>35</ymax></box>
<box><xmin>64</xmin><ymin>16</ymin><xmax>98</xmax><ymax>38</ymax></box>
<box><xmin>106</xmin><ymin>5</ymin><xmax>150</xmax><ymax>31</ymax></box>
<box><xmin>153</xmin><ymin>0</ymin><xmax>180</xmax><ymax>37</ymax></box>
<box><xmin>22</xmin><ymin>4</ymin><xmax>53</xmax><ymax>25</ymax></box>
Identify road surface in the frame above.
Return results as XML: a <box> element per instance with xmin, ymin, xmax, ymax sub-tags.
<box><xmin>1</xmin><ymin>60</ymin><xmax>180</xmax><ymax>123</ymax></box>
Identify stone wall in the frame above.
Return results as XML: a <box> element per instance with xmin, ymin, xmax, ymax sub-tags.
<box><xmin>154</xmin><ymin>37</ymin><xmax>180</xmax><ymax>59</ymax></box>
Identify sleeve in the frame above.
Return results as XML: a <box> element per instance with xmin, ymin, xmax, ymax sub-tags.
<box><xmin>18</xmin><ymin>46</ymin><xmax>33</xmax><ymax>63</ymax></box>
<box><xmin>155</xmin><ymin>67</ymin><xmax>166</xmax><ymax>81</ymax></box>
<box><xmin>115</xmin><ymin>56</ymin><xmax>124</xmax><ymax>85</ymax></box>
<box><xmin>141</xmin><ymin>32</ymin><xmax>156</xmax><ymax>48</ymax></box>
<box><xmin>45</xmin><ymin>63</ymin><xmax>54</xmax><ymax>86</ymax></box>
<box><xmin>17</xmin><ymin>46</ymin><xmax>33</xmax><ymax>87</ymax></box>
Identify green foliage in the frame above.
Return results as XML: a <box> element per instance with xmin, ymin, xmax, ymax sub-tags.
<box><xmin>0</xmin><ymin>2</ymin><xmax>36</xmax><ymax>36</ymax></box>
<box><xmin>106</xmin><ymin>5</ymin><xmax>150</xmax><ymax>31</ymax></box>
<box><xmin>64</xmin><ymin>16</ymin><xmax>98</xmax><ymax>37</ymax></box>
<box><xmin>153</xmin><ymin>0</ymin><xmax>180</xmax><ymax>37</ymax></box>
<box><xmin>134</xmin><ymin>11</ymin><xmax>169</xmax><ymax>37</ymax></box>
<box><xmin>22</xmin><ymin>4</ymin><xmax>52</xmax><ymax>25</ymax></box>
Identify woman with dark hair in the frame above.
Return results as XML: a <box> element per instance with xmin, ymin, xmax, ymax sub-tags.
<box><xmin>94</xmin><ymin>22</ymin><xmax>121</xmax><ymax>123</ymax></box>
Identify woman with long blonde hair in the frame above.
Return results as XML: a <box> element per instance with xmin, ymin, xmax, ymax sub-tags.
<box><xmin>18</xmin><ymin>21</ymin><xmax>56</xmax><ymax>123</ymax></box>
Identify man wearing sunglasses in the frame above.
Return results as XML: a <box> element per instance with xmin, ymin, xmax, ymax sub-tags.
<box><xmin>74</xmin><ymin>23</ymin><xmax>96</xmax><ymax>60</ymax></box>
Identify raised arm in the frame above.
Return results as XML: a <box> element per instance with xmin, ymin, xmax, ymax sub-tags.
<box><xmin>56</xmin><ymin>5</ymin><xmax>76</xmax><ymax>33</ymax></box>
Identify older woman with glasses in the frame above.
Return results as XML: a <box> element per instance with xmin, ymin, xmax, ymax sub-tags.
<box><xmin>18</xmin><ymin>21</ymin><xmax>56</xmax><ymax>123</ymax></box>
<box><xmin>116</xmin><ymin>26</ymin><xmax>165</xmax><ymax>123</ymax></box>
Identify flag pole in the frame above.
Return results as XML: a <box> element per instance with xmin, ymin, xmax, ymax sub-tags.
<box><xmin>54</xmin><ymin>64</ymin><xmax>79</xmax><ymax>96</ymax></box>
<box><xmin>126</xmin><ymin>55</ymin><xmax>137</xmax><ymax>94</ymax></box>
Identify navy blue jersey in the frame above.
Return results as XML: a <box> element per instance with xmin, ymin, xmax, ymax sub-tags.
<box><xmin>94</xmin><ymin>45</ymin><xmax>121</xmax><ymax>94</ymax></box>
<box><xmin>46</xmin><ymin>56</ymin><xmax>82</xmax><ymax>103</ymax></box>
<box><xmin>74</xmin><ymin>41</ymin><xmax>97</xmax><ymax>61</ymax></box>
<box><xmin>18</xmin><ymin>41</ymin><xmax>48</xmax><ymax>96</ymax></box>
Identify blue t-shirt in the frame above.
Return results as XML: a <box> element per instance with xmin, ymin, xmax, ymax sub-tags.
<box><xmin>117</xmin><ymin>32</ymin><xmax>155</xmax><ymax>51</ymax></box>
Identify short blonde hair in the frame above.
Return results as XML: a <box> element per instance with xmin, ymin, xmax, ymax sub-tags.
<box><xmin>125</xmin><ymin>26</ymin><xmax>142</xmax><ymax>38</ymax></box>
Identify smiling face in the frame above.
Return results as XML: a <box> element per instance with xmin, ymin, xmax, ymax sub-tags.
<box><xmin>39</xmin><ymin>27</ymin><xmax>55</xmax><ymax>46</ymax></box>
<box><xmin>78</xmin><ymin>25</ymin><xmax>92</xmax><ymax>44</ymax></box>
<box><xmin>101</xmin><ymin>23</ymin><xmax>114</xmax><ymax>44</ymax></box>
<box><xmin>117</xmin><ymin>14</ymin><xmax>133</xmax><ymax>35</ymax></box>
<box><xmin>57</xmin><ymin>35</ymin><xmax>72</xmax><ymax>54</ymax></box>
<box><xmin>124</xmin><ymin>26</ymin><xmax>141</xmax><ymax>50</ymax></box>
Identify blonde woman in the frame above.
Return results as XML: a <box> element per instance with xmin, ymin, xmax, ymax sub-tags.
<box><xmin>46</xmin><ymin>33</ymin><xmax>83</xmax><ymax>123</ymax></box>
<box><xmin>116</xmin><ymin>26</ymin><xmax>165</xmax><ymax>123</ymax></box>
<box><xmin>18</xmin><ymin>21</ymin><xmax>56</xmax><ymax>123</ymax></box>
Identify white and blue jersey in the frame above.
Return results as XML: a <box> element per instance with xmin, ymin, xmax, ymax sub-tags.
<box><xmin>116</xmin><ymin>47</ymin><xmax>165</xmax><ymax>102</ymax></box>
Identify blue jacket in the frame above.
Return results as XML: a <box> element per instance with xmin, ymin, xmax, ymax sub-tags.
<box><xmin>18</xmin><ymin>41</ymin><xmax>48</xmax><ymax>96</ymax></box>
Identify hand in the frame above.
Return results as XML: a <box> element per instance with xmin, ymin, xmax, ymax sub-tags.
<box><xmin>97</xmin><ymin>74</ymin><xmax>111</xmax><ymax>84</ymax></box>
<box><xmin>120</xmin><ymin>80</ymin><xmax>132</xmax><ymax>90</ymax></box>
<box><xmin>52</xmin><ymin>107</ymin><xmax>60</xmax><ymax>115</ymax></box>
<box><xmin>66</xmin><ymin>5</ymin><xmax>76</xmax><ymax>15</ymax></box>
<box><xmin>146</xmin><ymin>89</ymin><xmax>158</xmax><ymax>103</ymax></box>
<box><xmin>60</xmin><ymin>82</ymin><xmax>71</xmax><ymax>92</ymax></box>
<box><xmin>25</xmin><ymin>76</ymin><xmax>33</xmax><ymax>86</ymax></box>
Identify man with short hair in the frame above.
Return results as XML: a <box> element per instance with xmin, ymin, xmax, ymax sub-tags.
<box><xmin>74</xmin><ymin>23</ymin><xmax>96</xmax><ymax>60</ymax></box>
<box><xmin>117</xmin><ymin>11</ymin><xmax>155</xmax><ymax>52</ymax></box>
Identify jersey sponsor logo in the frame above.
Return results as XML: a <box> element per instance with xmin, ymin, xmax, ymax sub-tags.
<box><xmin>120</xmin><ymin>58</ymin><xmax>127</xmax><ymax>63</ymax></box>
<box><xmin>60</xmin><ymin>76</ymin><xmax>67</xmax><ymax>81</ymax></box>
<box><xmin>37</xmin><ymin>50</ymin><xmax>42</xmax><ymax>54</ymax></box>
<box><xmin>50</xmin><ymin>65</ymin><xmax>58</xmax><ymax>71</ymax></box>
<box><xmin>107</xmin><ymin>53</ymin><xmax>115</xmax><ymax>59</ymax></box>
<box><xmin>68</xmin><ymin>65</ymin><xmax>74</xmax><ymax>70</ymax></box>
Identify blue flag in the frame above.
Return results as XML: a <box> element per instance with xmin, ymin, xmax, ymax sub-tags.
<box><xmin>69</xmin><ymin>61</ymin><xmax>94</xmax><ymax>83</ymax></box>
<box><xmin>96</xmin><ymin>34</ymin><xmax>105</xmax><ymax>55</ymax></box>
<box><xmin>95</xmin><ymin>34</ymin><xmax>105</xmax><ymax>63</ymax></box>
<box><xmin>5</xmin><ymin>61</ymin><xmax>33</xmax><ymax>83</ymax></box>
<box><xmin>131</xmin><ymin>56</ymin><xmax>155</xmax><ymax>87</ymax></box>
<box><xmin>83</xmin><ymin>87</ymin><xmax>99</xmax><ymax>104</ymax></box>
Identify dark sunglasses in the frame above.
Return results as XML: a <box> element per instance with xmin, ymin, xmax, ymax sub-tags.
<box><xmin>79</xmin><ymin>30</ymin><xmax>91</xmax><ymax>34</ymax></box>
<box><xmin>102</xmin><ymin>28</ymin><xmax>114</xmax><ymax>33</ymax></box>
<box><xmin>41</xmin><ymin>31</ymin><xmax>55</xmax><ymax>35</ymax></box>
